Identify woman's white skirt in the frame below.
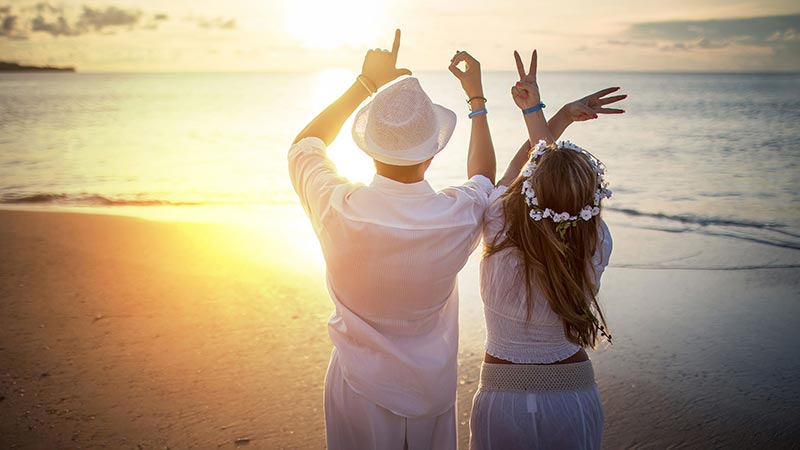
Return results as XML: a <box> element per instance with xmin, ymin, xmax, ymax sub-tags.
<box><xmin>469</xmin><ymin>360</ymin><xmax>603</xmax><ymax>450</ymax></box>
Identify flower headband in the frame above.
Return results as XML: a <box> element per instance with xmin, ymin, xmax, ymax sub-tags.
<box><xmin>520</xmin><ymin>140</ymin><xmax>611</xmax><ymax>237</ymax></box>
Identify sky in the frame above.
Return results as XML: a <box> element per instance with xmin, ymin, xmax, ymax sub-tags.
<box><xmin>0</xmin><ymin>0</ymin><xmax>798</xmax><ymax>72</ymax></box>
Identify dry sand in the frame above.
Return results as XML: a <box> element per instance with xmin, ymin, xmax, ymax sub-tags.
<box><xmin>1</xmin><ymin>209</ymin><xmax>798</xmax><ymax>449</ymax></box>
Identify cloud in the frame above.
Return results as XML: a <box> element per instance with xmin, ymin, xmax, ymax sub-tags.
<box><xmin>609</xmin><ymin>14</ymin><xmax>800</xmax><ymax>71</ymax></box>
<box><xmin>31</xmin><ymin>14</ymin><xmax>78</xmax><ymax>36</ymax></box>
<box><xmin>0</xmin><ymin>3</ymin><xmax>170</xmax><ymax>38</ymax></box>
<box><xmin>0</xmin><ymin>11</ymin><xmax>26</xmax><ymax>39</ymax></box>
<box><xmin>77</xmin><ymin>6</ymin><xmax>141</xmax><ymax>31</ymax></box>
<box><xmin>195</xmin><ymin>17</ymin><xmax>236</xmax><ymax>30</ymax></box>
<box><xmin>624</xmin><ymin>14</ymin><xmax>800</xmax><ymax>49</ymax></box>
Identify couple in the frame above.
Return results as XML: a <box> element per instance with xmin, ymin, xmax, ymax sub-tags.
<box><xmin>288</xmin><ymin>29</ymin><xmax>625</xmax><ymax>450</ymax></box>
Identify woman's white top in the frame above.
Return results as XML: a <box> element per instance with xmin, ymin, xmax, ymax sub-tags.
<box><xmin>288</xmin><ymin>137</ymin><xmax>495</xmax><ymax>418</ymax></box>
<box><xmin>480</xmin><ymin>186</ymin><xmax>613</xmax><ymax>364</ymax></box>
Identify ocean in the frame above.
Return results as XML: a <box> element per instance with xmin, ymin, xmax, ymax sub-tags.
<box><xmin>1</xmin><ymin>71</ymin><xmax>799</xmax><ymax>249</ymax></box>
<box><xmin>2</xmin><ymin>71</ymin><xmax>800</xmax><ymax>448</ymax></box>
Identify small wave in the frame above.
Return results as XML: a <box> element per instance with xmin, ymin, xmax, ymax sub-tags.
<box><xmin>0</xmin><ymin>193</ymin><xmax>204</xmax><ymax>207</ymax></box>
<box><xmin>607</xmin><ymin>207</ymin><xmax>800</xmax><ymax>251</ymax></box>
<box><xmin>608</xmin><ymin>207</ymin><xmax>787</xmax><ymax>230</ymax></box>
<box><xmin>0</xmin><ymin>192</ymin><xmax>301</xmax><ymax>207</ymax></box>
<box><xmin>613</xmin><ymin>263</ymin><xmax>800</xmax><ymax>271</ymax></box>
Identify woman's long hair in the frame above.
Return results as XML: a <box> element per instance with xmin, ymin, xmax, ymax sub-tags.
<box><xmin>485</xmin><ymin>145</ymin><xmax>609</xmax><ymax>348</ymax></box>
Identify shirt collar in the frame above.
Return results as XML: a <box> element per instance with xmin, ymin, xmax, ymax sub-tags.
<box><xmin>370</xmin><ymin>174</ymin><xmax>436</xmax><ymax>196</ymax></box>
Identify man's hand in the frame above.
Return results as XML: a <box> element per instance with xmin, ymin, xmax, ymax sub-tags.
<box><xmin>360</xmin><ymin>29</ymin><xmax>412</xmax><ymax>91</ymax></box>
<box><xmin>565</xmin><ymin>87</ymin><xmax>627</xmax><ymax>122</ymax></box>
<box><xmin>449</xmin><ymin>51</ymin><xmax>483</xmax><ymax>99</ymax></box>
<box><xmin>511</xmin><ymin>50</ymin><xmax>542</xmax><ymax>109</ymax></box>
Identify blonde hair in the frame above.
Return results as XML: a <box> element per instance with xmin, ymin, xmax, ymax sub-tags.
<box><xmin>485</xmin><ymin>145</ymin><xmax>610</xmax><ymax>348</ymax></box>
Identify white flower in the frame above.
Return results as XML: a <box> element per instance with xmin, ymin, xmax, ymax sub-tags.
<box><xmin>522</xmin><ymin>168</ymin><xmax>533</xmax><ymax>177</ymax></box>
<box><xmin>592</xmin><ymin>206</ymin><xmax>600</xmax><ymax>215</ymax></box>
<box><xmin>530</xmin><ymin>196</ymin><xmax>538</xmax><ymax>205</ymax></box>
<box><xmin>522</xmin><ymin>180</ymin><xmax>531</xmax><ymax>190</ymax></box>
<box><xmin>529</xmin><ymin>209</ymin><xmax>543</xmax><ymax>221</ymax></box>
<box><xmin>560</xmin><ymin>212</ymin><xmax>572</xmax><ymax>222</ymax></box>
<box><xmin>580</xmin><ymin>207</ymin><xmax>593</xmax><ymax>221</ymax></box>
<box><xmin>543</xmin><ymin>208</ymin><xmax>553</xmax><ymax>218</ymax></box>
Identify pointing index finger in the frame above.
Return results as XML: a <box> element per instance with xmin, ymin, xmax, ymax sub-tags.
<box><xmin>391</xmin><ymin>29</ymin><xmax>401</xmax><ymax>58</ymax></box>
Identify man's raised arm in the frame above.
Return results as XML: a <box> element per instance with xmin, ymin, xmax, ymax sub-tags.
<box><xmin>293</xmin><ymin>29</ymin><xmax>411</xmax><ymax>146</ymax></box>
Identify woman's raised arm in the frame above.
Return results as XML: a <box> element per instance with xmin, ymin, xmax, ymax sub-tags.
<box><xmin>449</xmin><ymin>51</ymin><xmax>496</xmax><ymax>183</ymax></box>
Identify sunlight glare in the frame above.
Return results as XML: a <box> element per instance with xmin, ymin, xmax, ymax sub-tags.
<box><xmin>311</xmin><ymin>68</ymin><xmax>375</xmax><ymax>183</ymax></box>
<box><xmin>283</xmin><ymin>0</ymin><xmax>387</xmax><ymax>49</ymax></box>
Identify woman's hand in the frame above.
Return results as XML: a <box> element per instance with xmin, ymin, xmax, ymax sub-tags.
<box><xmin>449</xmin><ymin>51</ymin><xmax>484</xmax><ymax>99</ymax></box>
<box><xmin>565</xmin><ymin>87</ymin><xmax>627</xmax><ymax>122</ymax></box>
<box><xmin>511</xmin><ymin>50</ymin><xmax>542</xmax><ymax>110</ymax></box>
<box><xmin>360</xmin><ymin>29</ymin><xmax>412</xmax><ymax>90</ymax></box>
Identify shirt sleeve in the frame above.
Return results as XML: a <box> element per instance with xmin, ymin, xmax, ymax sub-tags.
<box><xmin>482</xmin><ymin>186</ymin><xmax>508</xmax><ymax>243</ymax></box>
<box><xmin>287</xmin><ymin>137</ymin><xmax>349</xmax><ymax>228</ymax></box>
<box><xmin>592</xmin><ymin>219</ymin><xmax>613</xmax><ymax>290</ymax></box>
<box><xmin>458</xmin><ymin>174</ymin><xmax>495</xmax><ymax>209</ymax></box>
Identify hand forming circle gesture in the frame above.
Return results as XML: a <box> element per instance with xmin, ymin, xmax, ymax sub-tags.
<box><xmin>360</xmin><ymin>29</ymin><xmax>412</xmax><ymax>91</ymax></box>
<box><xmin>511</xmin><ymin>50</ymin><xmax>542</xmax><ymax>110</ymax></box>
<box><xmin>449</xmin><ymin>51</ymin><xmax>483</xmax><ymax>99</ymax></box>
<box><xmin>565</xmin><ymin>87</ymin><xmax>627</xmax><ymax>122</ymax></box>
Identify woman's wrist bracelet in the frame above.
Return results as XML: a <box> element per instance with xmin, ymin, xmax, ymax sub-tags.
<box><xmin>468</xmin><ymin>108</ymin><xmax>488</xmax><ymax>119</ymax></box>
<box><xmin>356</xmin><ymin>75</ymin><xmax>376</xmax><ymax>95</ymax></box>
<box><xmin>466</xmin><ymin>96</ymin><xmax>487</xmax><ymax>105</ymax></box>
<box><xmin>522</xmin><ymin>103</ymin><xmax>546</xmax><ymax>115</ymax></box>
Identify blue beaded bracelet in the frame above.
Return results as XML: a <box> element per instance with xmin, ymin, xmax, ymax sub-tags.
<box><xmin>468</xmin><ymin>108</ymin><xmax>488</xmax><ymax>119</ymax></box>
<box><xmin>522</xmin><ymin>103</ymin><xmax>546</xmax><ymax>115</ymax></box>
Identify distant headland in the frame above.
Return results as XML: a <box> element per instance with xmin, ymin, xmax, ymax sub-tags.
<box><xmin>0</xmin><ymin>61</ymin><xmax>75</xmax><ymax>72</ymax></box>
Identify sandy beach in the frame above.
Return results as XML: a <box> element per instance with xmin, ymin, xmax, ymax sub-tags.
<box><xmin>1</xmin><ymin>209</ymin><xmax>799</xmax><ymax>449</ymax></box>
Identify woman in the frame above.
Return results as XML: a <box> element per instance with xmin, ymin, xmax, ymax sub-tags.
<box><xmin>469</xmin><ymin>49</ymin><xmax>626</xmax><ymax>449</ymax></box>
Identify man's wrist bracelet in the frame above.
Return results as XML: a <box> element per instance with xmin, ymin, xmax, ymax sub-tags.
<box><xmin>466</xmin><ymin>96</ymin><xmax>487</xmax><ymax>105</ymax></box>
<box><xmin>522</xmin><ymin>103</ymin><xmax>546</xmax><ymax>115</ymax></box>
<box><xmin>356</xmin><ymin>75</ymin><xmax>376</xmax><ymax>95</ymax></box>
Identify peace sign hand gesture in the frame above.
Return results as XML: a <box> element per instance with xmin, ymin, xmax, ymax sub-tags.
<box><xmin>511</xmin><ymin>50</ymin><xmax>542</xmax><ymax>110</ymax></box>
<box><xmin>361</xmin><ymin>29</ymin><xmax>412</xmax><ymax>91</ymax></box>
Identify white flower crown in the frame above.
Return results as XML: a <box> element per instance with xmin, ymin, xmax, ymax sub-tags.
<box><xmin>520</xmin><ymin>140</ymin><xmax>611</xmax><ymax>236</ymax></box>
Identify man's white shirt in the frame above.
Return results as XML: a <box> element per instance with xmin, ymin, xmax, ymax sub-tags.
<box><xmin>289</xmin><ymin>137</ymin><xmax>493</xmax><ymax>417</ymax></box>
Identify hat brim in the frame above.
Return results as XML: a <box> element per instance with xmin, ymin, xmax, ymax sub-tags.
<box><xmin>352</xmin><ymin>101</ymin><xmax>457</xmax><ymax>167</ymax></box>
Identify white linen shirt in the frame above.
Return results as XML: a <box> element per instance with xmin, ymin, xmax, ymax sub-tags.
<box><xmin>288</xmin><ymin>137</ymin><xmax>494</xmax><ymax>418</ymax></box>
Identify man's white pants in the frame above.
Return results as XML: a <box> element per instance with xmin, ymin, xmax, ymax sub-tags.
<box><xmin>324</xmin><ymin>350</ymin><xmax>457</xmax><ymax>450</ymax></box>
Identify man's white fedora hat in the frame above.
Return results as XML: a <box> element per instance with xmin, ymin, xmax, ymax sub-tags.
<box><xmin>352</xmin><ymin>77</ymin><xmax>457</xmax><ymax>166</ymax></box>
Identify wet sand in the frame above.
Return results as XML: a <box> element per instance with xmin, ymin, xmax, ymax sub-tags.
<box><xmin>1</xmin><ymin>209</ymin><xmax>799</xmax><ymax>449</ymax></box>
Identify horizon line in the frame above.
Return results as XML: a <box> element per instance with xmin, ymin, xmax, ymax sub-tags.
<box><xmin>4</xmin><ymin>69</ymin><xmax>799</xmax><ymax>75</ymax></box>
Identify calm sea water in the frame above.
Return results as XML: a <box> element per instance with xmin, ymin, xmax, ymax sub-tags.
<box><xmin>1</xmin><ymin>72</ymin><xmax>799</xmax><ymax>249</ymax></box>
<box><xmin>1</xmin><ymin>72</ymin><xmax>799</xmax><ymax>448</ymax></box>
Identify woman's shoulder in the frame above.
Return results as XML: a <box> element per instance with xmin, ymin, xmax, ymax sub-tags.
<box><xmin>482</xmin><ymin>186</ymin><xmax>509</xmax><ymax>237</ymax></box>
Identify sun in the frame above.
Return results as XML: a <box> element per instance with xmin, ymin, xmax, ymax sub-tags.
<box><xmin>283</xmin><ymin>0</ymin><xmax>387</xmax><ymax>49</ymax></box>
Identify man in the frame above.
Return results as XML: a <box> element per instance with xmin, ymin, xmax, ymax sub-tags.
<box><xmin>288</xmin><ymin>29</ymin><xmax>494</xmax><ymax>450</ymax></box>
